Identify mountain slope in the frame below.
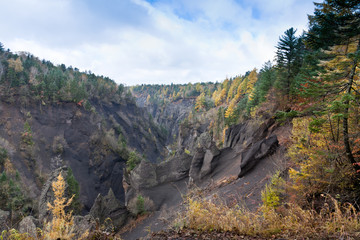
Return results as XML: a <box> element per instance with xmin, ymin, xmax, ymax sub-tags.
<box><xmin>0</xmin><ymin>49</ymin><xmax>167</xmax><ymax>215</ymax></box>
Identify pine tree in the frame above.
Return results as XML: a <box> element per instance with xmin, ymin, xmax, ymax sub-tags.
<box><xmin>305</xmin><ymin>0</ymin><xmax>360</xmax><ymax>170</ymax></box>
<box><xmin>66</xmin><ymin>168</ymin><xmax>82</xmax><ymax>214</ymax></box>
<box><xmin>276</xmin><ymin>28</ymin><xmax>304</xmax><ymax>100</ymax></box>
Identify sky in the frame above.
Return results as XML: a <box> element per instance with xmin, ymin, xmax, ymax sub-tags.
<box><xmin>0</xmin><ymin>0</ymin><xmax>316</xmax><ymax>86</ymax></box>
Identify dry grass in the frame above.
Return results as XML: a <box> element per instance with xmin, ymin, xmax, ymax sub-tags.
<box><xmin>180</xmin><ymin>195</ymin><xmax>360</xmax><ymax>239</ymax></box>
<box><xmin>118</xmin><ymin>214</ymin><xmax>151</xmax><ymax>235</ymax></box>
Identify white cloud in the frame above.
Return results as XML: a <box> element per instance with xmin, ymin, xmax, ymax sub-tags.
<box><xmin>0</xmin><ymin>0</ymin><xmax>315</xmax><ymax>85</ymax></box>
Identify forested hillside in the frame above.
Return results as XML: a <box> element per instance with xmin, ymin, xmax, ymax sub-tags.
<box><xmin>0</xmin><ymin>44</ymin><xmax>126</xmax><ymax>107</ymax></box>
<box><xmin>0</xmin><ymin>41</ymin><xmax>167</xmax><ymax>227</ymax></box>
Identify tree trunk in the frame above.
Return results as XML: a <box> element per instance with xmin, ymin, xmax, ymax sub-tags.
<box><xmin>343</xmin><ymin>39</ymin><xmax>360</xmax><ymax>172</ymax></box>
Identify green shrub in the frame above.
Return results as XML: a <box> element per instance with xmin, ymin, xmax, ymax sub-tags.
<box><xmin>127</xmin><ymin>195</ymin><xmax>154</xmax><ymax>216</ymax></box>
<box><xmin>261</xmin><ymin>171</ymin><xmax>285</xmax><ymax>208</ymax></box>
<box><xmin>126</xmin><ymin>151</ymin><xmax>141</xmax><ymax>171</ymax></box>
<box><xmin>275</xmin><ymin>110</ymin><xmax>299</xmax><ymax>122</ymax></box>
<box><xmin>0</xmin><ymin>171</ymin><xmax>26</xmax><ymax>212</ymax></box>
<box><xmin>136</xmin><ymin>195</ymin><xmax>145</xmax><ymax>214</ymax></box>
<box><xmin>21</xmin><ymin>121</ymin><xmax>34</xmax><ymax>145</ymax></box>
<box><xmin>66</xmin><ymin>168</ymin><xmax>82</xmax><ymax>214</ymax></box>
<box><xmin>0</xmin><ymin>147</ymin><xmax>7</xmax><ymax>166</ymax></box>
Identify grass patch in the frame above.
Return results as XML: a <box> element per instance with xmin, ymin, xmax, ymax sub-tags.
<box><xmin>179</xmin><ymin>195</ymin><xmax>360</xmax><ymax>239</ymax></box>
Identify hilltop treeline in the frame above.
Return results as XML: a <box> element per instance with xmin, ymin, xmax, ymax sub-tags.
<box><xmin>0</xmin><ymin>45</ymin><xmax>126</xmax><ymax>110</ymax></box>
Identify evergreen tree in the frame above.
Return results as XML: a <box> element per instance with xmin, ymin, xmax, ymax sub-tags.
<box><xmin>275</xmin><ymin>28</ymin><xmax>304</xmax><ymax>99</ymax></box>
<box><xmin>247</xmin><ymin>61</ymin><xmax>276</xmax><ymax>109</ymax></box>
<box><xmin>307</xmin><ymin>0</ymin><xmax>360</xmax><ymax>50</ymax></box>
<box><xmin>305</xmin><ymin>0</ymin><xmax>360</xmax><ymax>170</ymax></box>
<box><xmin>66</xmin><ymin>168</ymin><xmax>82</xmax><ymax>214</ymax></box>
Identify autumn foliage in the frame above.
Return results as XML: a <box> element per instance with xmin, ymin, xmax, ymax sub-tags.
<box><xmin>43</xmin><ymin>173</ymin><xmax>75</xmax><ymax>239</ymax></box>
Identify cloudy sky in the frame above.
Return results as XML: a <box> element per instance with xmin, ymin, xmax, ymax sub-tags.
<box><xmin>0</xmin><ymin>0</ymin><xmax>315</xmax><ymax>85</ymax></box>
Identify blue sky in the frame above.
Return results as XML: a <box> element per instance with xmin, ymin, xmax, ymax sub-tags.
<box><xmin>0</xmin><ymin>0</ymin><xmax>315</xmax><ymax>85</ymax></box>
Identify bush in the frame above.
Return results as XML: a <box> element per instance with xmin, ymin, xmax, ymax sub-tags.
<box><xmin>52</xmin><ymin>135</ymin><xmax>66</xmax><ymax>154</ymax></box>
<box><xmin>275</xmin><ymin>110</ymin><xmax>299</xmax><ymax>122</ymax></box>
<box><xmin>128</xmin><ymin>195</ymin><xmax>154</xmax><ymax>216</ymax></box>
<box><xmin>0</xmin><ymin>147</ymin><xmax>7</xmax><ymax>166</ymax></box>
<box><xmin>21</xmin><ymin>121</ymin><xmax>34</xmax><ymax>146</ymax></box>
<box><xmin>126</xmin><ymin>151</ymin><xmax>141</xmax><ymax>171</ymax></box>
<box><xmin>261</xmin><ymin>171</ymin><xmax>285</xmax><ymax>208</ymax></box>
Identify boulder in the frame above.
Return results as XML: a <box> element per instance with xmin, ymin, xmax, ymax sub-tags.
<box><xmin>200</xmin><ymin>142</ymin><xmax>221</xmax><ymax>179</ymax></box>
<box><xmin>129</xmin><ymin>161</ymin><xmax>157</xmax><ymax>190</ymax></box>
<box><xmin>198</xmin><ymin>132</ymin><xmax>212</xmax><ymax>149</ymax></box>
<box><xmin>73</xmin><ymin>215</ymin><xmax>96</xmax><ymax>238</ymax></box>
<box><xmin>19</xmin><ymin>216</ymin><xmax>39</xmax><ymax>238</ymax></box>
<box><xmin>189</xmin><ymin>139</ymin><xmax>221</xmax><ymax>182</ymax></box>
<box><xmin>189</xmin><ymin>148</ymin><xmax>205</xmax><ymax>182</ymax></box>
<box><xmin>0</xmin><ymin>209</ymin><xmax>9</xmax><ymax>231</ymax></box>
<box><xmin>156</xmin><ymin>153</ymin><xmax>192</xmax><ymax>184</ymax></box>
<box><xmin>89</xmin><ymin>188</ymin><xmax>128</xmax><ymax>229</ymax></box>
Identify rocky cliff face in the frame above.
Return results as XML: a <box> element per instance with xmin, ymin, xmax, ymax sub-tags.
<box><xmin>121</xmin><ymin>117</ymin><xmax>283</xmax><ymax>239</ymax></box>
<box><xmin>0</xmin><ymin>96</ymin><xmax>166</xmax><ymax>212</ymax></box>
<box><xmin>135</xmin><ymin>96</ymin><xmax>195</xmax><ymax>145</ymax></box>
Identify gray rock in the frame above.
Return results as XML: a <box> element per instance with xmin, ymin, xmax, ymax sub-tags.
<box><xmin>200</xmin><ymin>142</ymin><xmax>221</xmax><ymax>179</ymax></box>
<box><xmin>225</xmin><ymin>118</ymin><xmax>276</xmax><ymax>150</ymax></box>
<box><xmin>224</xmin><ymin>123</ymin><xmax>246</xmax><ymax>148</ymax></box>
<box><xmin>189</xmin><ymin>148</ymin><xmax>205</xmax><ymax>182</ymax></box>
<box><xmin>156</xmin><ymin>153</ymin><xmax>192</xmax><ymax>184</ymax></box>
<box><xmin>124</xmin><ymin>152</ymin><xmax>192</xmax><ymax>211</ymax></box>
<box><xmin>0</xmin><ymin>209</ymin><xmax>9</xmax><ymax>231</ymax></box>
<box><xmin>73</xmin><ymin>215</ymin><xmax>96</xmax><ymax>238</ymax></box>
<box><xmin>198</xmin><ymin>132</ymin><xmax>212</xmax><ymax>149</ymax></box>
<box><xmin>89</xmin><ymin>188</ymin><xmax>128</xmax><ymax>229</ymax></box>
<box><xmin>238</xmin><ymin>135</ymin><xmax>278</xmax><ymax>178</ymax></box>
<box><xmin>189</xmin><ymin>139</ymin><xmax>221</xmax><ymax>182</ymax></box>
<box><xmin>130</xmin><ymin>161</ymin><xmax>157</xmax><ymax>189</ymax></box>
<box><xmin>19</xmin><ymin>216</ymin><xmax>38</xmax><ymax>238</ymax></box>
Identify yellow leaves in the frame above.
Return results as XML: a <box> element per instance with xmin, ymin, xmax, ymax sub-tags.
<box><xmin>222</xmin><ymin>127</ymin><xmax>228</xmax><ymax>145</ymax></box>
<box><xmin>288</xmin><ymin>168</ymin><xmax>299</xmax><ymax>178</ymax></box>
<box><xmin>320</xmin><ymin>38</ymin><xmax>359</xmax><ymax>85</ymax></box>
<box><xmin>224</xmin><ymin>98</ymin><xmax>236</xmax><ymax>119</ymax></box>
<box><xmin>287</xmin><ymin>117</ymin><xmax>311</xmax><ymax>162</ymax></box>
<box><xmin>184</xmin><ymin>195</ymin><xmax>360</xmax><ymax>238</ymax></box>
<box><xmin>7</xmin><ymin>57</ymin><xmax>23</xmax><ymax>72</ymax></box>
<box><xmin>226</xmin><ymin>77</ymin><xmax>241</xmax><ymax>103</ymax></box>
<box><xmin>195</xmin><ymin>93</ymin><xmax>206</xmax><ymax>111</ymax></box>
<box><xmin>44</xmin><ymin>172</ymin><xmax>78</xmax><ymax>240</ymax></box>
<box><xmin>286</xmin><ymin>114</ymin><xmax>357</xmax><ymax>205</ymax></box>
<box><xmin>236</xmin><ymin>78</ymin><xmax>247</xmax><ymax>98</ymax></box>
<box><xmin>212</xmin><ymin>89</ymin><xmax>225</xmax><ymax>106</ymax></box>
<box><xmin>247</xmin><ymin>69</ymin><xmax>257</xmax><ymax>92</ymax></box>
